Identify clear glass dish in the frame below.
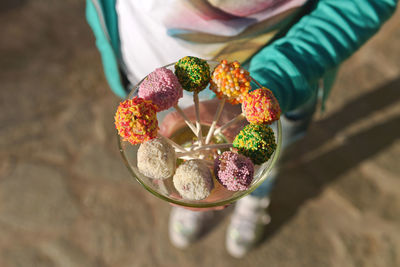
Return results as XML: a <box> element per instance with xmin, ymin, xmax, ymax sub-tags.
<box><xmin>118</xmin><ymin>61</ymin><xmax>282</xmax><ymax>208</ymax></box>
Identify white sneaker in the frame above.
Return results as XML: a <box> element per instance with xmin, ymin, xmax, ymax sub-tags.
<box><xmin>226</xmin><ymin>195</ymin><xmax>271</xmax><ymax>258</ymax></box>
<box><xmin>169</xmin><ymin>206</ymin><xmax>213</xmax><ymax>248</ymax></box>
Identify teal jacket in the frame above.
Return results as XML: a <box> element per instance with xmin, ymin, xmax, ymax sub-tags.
<box><xmin>86</xmin><ymin>0</ymin><xmax>397</xmax><ymax>113</ymax></box>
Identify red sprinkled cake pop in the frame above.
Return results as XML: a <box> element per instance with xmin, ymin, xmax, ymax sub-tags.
<box><xmin>114</xmin><ymin>97</ymin><xmax>158</xmax><ymax>145</ymax></box>
<box><xmin>242</xmin><ymin>87</ymin><xmax>281</xmax><ymax>124</ymax></box>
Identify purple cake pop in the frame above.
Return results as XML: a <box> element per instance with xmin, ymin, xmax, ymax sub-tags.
<box><xmin>138</xmin><ymin>67</ymin><xmax>183</xmax><ymax>111</ymax></box>
<box><xmin>214</xmin><ymin>151</ymin><xmax>254</xmax><ymax>191</ymax></box>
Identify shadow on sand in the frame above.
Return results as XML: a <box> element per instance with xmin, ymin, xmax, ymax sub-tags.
<box><xmin>262</xmin><ymin>77</ymin><xmax>400</xmax><ymax>241</ymax></box>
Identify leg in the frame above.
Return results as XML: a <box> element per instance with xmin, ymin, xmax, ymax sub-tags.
<box><xmin>169</xmin><ymin>207</ymin><xmax>214</xmax><ymax>248</ymax></box>
<box><xmin>226</xmin><ymin>87</ymin><xmax>319</xmax><ymax>257</ymax></box>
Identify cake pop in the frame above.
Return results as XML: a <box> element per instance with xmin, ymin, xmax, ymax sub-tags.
<box><xmin>205</xmin><ymin>60</ymin><xmax>251</xmax><ymax>144</ymax></box>
<box><xmin>174</xmin><ymin>56</ymin><xmax>211</xmax><ymax>92</ymax></box>
<box><xmin>137</xmin><ymin>137</ymin><xmax>176</xmax><ymax>180</ymax></box>
<box><xmin>212</xmin><ymin>87</ymin><xmax>281</xmax><ymax>137</ymax></box>
<box><xmin>242</xmin><ymin>87</ymin><xmax>281</xmax><ymax>124</ymax></box>
<box><xmin>138</xmin><ymin>67</ymin><xmax>183</xmax><ymax>111</ymax></box>
<box><xmin>233</xmin><ymin>124</ymin><xmax>276</xmax><ymax>165</ymax></box>
<box><xmin>214</xmin><ymin>151</ymin><xmax>254</xmax><ymax>191</ymax></box>
<box><xmin>173</xmin><ymin>160</ymin><xmax>214</xmax><ymax>200</ymax></box>
<box><xmin>210</xmin><ymin>60</ymin><xmax>251</xmax><ymax>105</ymax></box>
<box><xmin>114</xmin><ymin>97</ymin><xmax>158</xmax><ymax>145</ymax></box>
<box><xmin>175</xmin><ymin>56</ymin><xmax>211</xmax><ymax>146</ymax></box>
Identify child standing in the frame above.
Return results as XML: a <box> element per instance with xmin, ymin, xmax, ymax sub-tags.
<box><xmin>87</xmin><ymin>0</ymin><xmax>397</xmax><ymax>257</ymax></box>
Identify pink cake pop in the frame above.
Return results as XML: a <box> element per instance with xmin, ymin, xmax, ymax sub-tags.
<box><xmin>214</xmin><ymin>151</ymin><xmax>254</xmax><ymax>191</ymax></box>
<box><xmin>139</xmin><ymin>67</ymin><xmax>183</xmax><ymax>111</ymax></box>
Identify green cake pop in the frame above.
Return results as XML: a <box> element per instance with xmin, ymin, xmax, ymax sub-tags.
<box><xmin>174</xmin><ymin>56</ymin><xmax>210</xmax><ymax>92</ymax></box>
<box><xmin>233</xmin><ymin>124</ymin><xmax>276</xmax><ymax>165</ymax></box>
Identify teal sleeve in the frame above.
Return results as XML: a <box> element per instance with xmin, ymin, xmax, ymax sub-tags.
<box><xmin>97</xmin><ymin>0</ymin><xmax>120</xmax><ymax>58</ymax></box>
<box><xmin>249</xmin><ymin>0</ymin><xmax>397</xmax><ymax>113</ymax></box>
<box><xmin>86</xmin><ymin>0</ymin><xmax>127</xmax><ymax>98</ymax></box>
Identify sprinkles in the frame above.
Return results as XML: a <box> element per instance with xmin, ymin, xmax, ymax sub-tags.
<box><xmin>242</xmin><ymin>87</ymin><xmax>281</xmax><ymax>124</ymax></box>
<box><xmin>114</xmin><ymin>97</ymin><xmax>158</xmax><ymax>145</ymax></box>
<box><xmin>210</xmin><ymin>60</ymin><xmax>251</xmax><ymax>105</ymax></box>
<box><xmin>138</xmin><ymin>67</ymin><xmax>183</xmax><ymax>111</ymax></box>
<box><xmin>174</xmin><ymin>56</ymin><xmax>210</xmax><ymax>92</ymax></box>
<box><xmin>233</xmin><ymin>124</ymin><xmax>276</xmax><ymax>165</ymax></box>
<box><xmin>214</xmin><ymin>151</ymin><xmax>254</xmax><ymax>191</ymax></box>
<box><xmin>115</xmin><ymin>56</ymin><xmax>282</xmax><ymax>201</ymax></box>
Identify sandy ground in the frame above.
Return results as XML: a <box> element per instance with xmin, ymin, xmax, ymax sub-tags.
<box><xmin>0</xmin><ymin>1</ymin><xmax>399</xmax><ymax>266</ymax></box>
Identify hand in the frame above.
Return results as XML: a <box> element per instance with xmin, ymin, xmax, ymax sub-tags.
<box><xmin>168</xmin><ymin>181</ymin><xmax>233</xmax><ymax>211</ymax></box>
<box><xmin>159</xmin><ymin>98</ymin><xmax>247</xmax><ymax>211</ymax></box>
<box><xmin>170</xmin><ymin>203</ymin><xmax>228</xmax><ymax>212</ymax></box>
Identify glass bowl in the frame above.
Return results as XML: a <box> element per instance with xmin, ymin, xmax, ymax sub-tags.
<box><xmin>118</xmin><ymin>61</ymin><xmax>282</xmax><ymax>208</ymax></box>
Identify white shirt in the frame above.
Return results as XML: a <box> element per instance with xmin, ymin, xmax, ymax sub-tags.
<box><xmin>117</xmin><ymin>0</ymin><xmax>306</xmax><ymax>84</ymax></box>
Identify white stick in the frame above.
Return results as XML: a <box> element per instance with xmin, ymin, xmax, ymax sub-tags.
<box><xmin>213</xmin><ymin>113</ymin><xmax>245</xmax><ymax>136</ymax></box>
<box><xmin>193</xmin><ymin>143</ymin><xmax>233</xmax><ymax>151</ymax></box>
<box><xmin>205</xmin><ymin>98</ymin><xmax>225</xmax><ymax>144</ymax></box>
<box><xmin>193</xmin><ymin>92</ymin><xmax>204</xmax><ymax>146</ymax></box>
<box><xmin>178</xmin><ymin>155</ymin><xmax>213</xmax><ymax>165</ymax></box>
<box><xmin>176</xmin><ymin>143</ymin><xmax>233</xmax><ymax>157</ymax></box>
<box><xmin>178</xmin><ymin>155</ymin><xmax>200</xmax><ymax>161</ymax></box>
<box><xmin>157</xmin><ymin>134</ymin><xmax>187</xmax><ymax>153</ymax></box>
<box><xmin>173</xmin><ymin>105</ymin><xmax>198</xmax><ymax>137</ymax></box>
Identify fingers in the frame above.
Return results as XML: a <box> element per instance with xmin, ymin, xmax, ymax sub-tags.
<box><xmin>170</xmin><ymin>202</ymin><xmax>230</xmax><ymax>211</ymax></box>
<box><xmin>159</xmin><ymin>110</ymin><xmax>186</xmax><ymax>137</ymax></box>
<box><xmin>159</xmin><ymin>98</ymin><xmax>247</xmax><ymax>210</ymax></box>
<box><xmin>168</xmin><ymin>181</ymin><xmax>234</xmax><ymax>211</ymax></box>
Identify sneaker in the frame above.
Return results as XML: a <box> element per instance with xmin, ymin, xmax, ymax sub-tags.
<box><xmin>169</xmin><ymin>206</ymin><xmax>213</xmax><ymax>248</ymax></box>
<box><xmin>226</xmin><ymin>195</ymin><xmax>271</xmax><ymax>258</ymax></box>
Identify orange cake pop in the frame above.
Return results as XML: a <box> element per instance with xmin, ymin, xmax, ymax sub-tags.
<box><xmin>210</xmin><ymin>60</ymin><xmax>251</xmax><ymax>105</ymax></box>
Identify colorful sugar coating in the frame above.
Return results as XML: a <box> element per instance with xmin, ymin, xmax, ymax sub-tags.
<box><xmin>233</xmin><ymin>124</ymin><xmax>276</xmax><ymax>165</ymax></box>
<box><xmin>114</xmin><ymin>97</ymin><xmax>158</xmax><ymax>145</ymax></box>
<box><xmin>214</xmin><ymin>151</ymin><xmax>254</xmax><ymax>191</ymax></box>
<box><xmin>138</xmin><ymin>67</ymin><xmax>183</xmax><ymax>111</ymax></box>
<box><xmin>242</xmin><ymin>87</ymin><xmax>281</xmax><ymax>124</ymax></box>
<box><xmin>137</xmin><ymin>138</ymin><xmax>176</xmax><ymax>180</ymax></box>
<box><xmin>174</xmin><ymin>56</ymin><xmax>210</xmax><ymax>92</ymax></box>
<box><xmin>173</xmin><ymin>160</ymin><xmax>214</xmax><ymax>200</ymax></box>
<box><xmin>210</xmin><ymin>60</ymin><xmax>251</xmax><ymax>105</ymax></box>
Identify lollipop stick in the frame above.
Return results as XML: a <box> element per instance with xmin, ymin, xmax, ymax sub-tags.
<box><xmin>157</xmin><ymin>134</ymin><xmax>187</xmax><ymax>153</ymax></box>
<box><xmin>205</xmin><ymin>98</ymin><xmax>225</xmax><ymax>144</ymax></box>
<box><xmin>173</xmin><ymin>105</ymin><xmax>198</xmax><ymax>137</ymax></box>
<box><xmin>193</xmin><ymin>92</ymin><xmax>204</xmax><ymax>146</ymax></box>
<box><xmin>176</xmin><ymin>143</ymin><xmax>233</xmax><ymax>157</ymax></box>
<box><xmin>178</xmin><ymin>155</ymin><xmax>213</xmax><ymax>165</ymax></box>
<box><xmin>193</xmin><ymin>143</ymin><xmax>233</xmax><ymax>151</ymax></box>
<box><xmin>213</xmin><ymin>113</ymin><xmax>245</xmax><ymax>136</ymax></box>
